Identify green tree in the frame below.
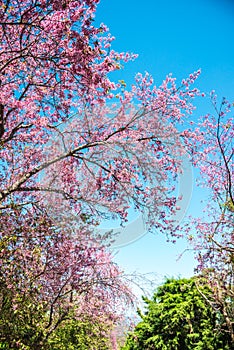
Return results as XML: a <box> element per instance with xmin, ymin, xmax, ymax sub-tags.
<box><xmin>122</xmin><ymin>277</ymin><xmax>232</xmax><ymax>350</ymax></box>
<box><xmin>47</xmin><ymin>316</ymin><xmax>112</xmax><ymax>350</ymax></box>
<box><xmin>0</xmin><ymin>284</ymin><xmax>114</xmax><ymax>350</ymax></box>
<box><xmin>0</xmin><ymin>281</ymin><xmax>46</xmax><ymax>349</ymax></box>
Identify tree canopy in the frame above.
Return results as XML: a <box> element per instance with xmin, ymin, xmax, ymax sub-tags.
<box><xmin>122</xmin><ymin>277</ymin><xmax>232</xmax><ymax>350</ymax></box>
<box><xmin>0</xmin><ymin>0</ymin><xmax>233</xmax><ymax>348</ymax></box>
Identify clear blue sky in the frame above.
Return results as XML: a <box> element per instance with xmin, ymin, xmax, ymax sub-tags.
<box><xmin>95</xmin><ymin>0</ymin><xmax>234</xmax><ymax>293</ymax></box>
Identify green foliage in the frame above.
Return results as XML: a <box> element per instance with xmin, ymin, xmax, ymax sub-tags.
<box><xmin>0</xmin><ymin>283</ymin><xmax>46</xmax><ymax>349</ymax></box>
<box><xmin>122</xmin><ymin>277</ymin><xmax>231</xmax><ymax>350</ymax></box>
<box><xmin>0</xmin><ymin>284</ymin><xmax>112</xmax><ymax>350</ymax></box>
<box><xmin>47</xmin><ymin>317</ymin><xmax>112</xmax><ymax>350</ymax></box>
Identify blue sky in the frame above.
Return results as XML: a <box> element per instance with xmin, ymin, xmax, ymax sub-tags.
<box><xmin>95</xmin><ymin>0</ymin><xmax>234</xmax><ymax>293</ymax></box>
<box><xmin>96</xmin><ymin>0</ymin><xmax>234</xmax><ymax>100</ymax></box>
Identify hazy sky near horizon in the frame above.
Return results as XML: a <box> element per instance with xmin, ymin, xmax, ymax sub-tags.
<box><xmin>95</xmin><ymin>0</ymin><xmax>234</xmax><ymax>292</ymax></box>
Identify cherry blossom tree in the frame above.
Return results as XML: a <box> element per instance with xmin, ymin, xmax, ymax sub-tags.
<box><xmin>0</xmin><ymin>206</ymin><xmax>134</xmax><ymax>348</ymax></box>
<box><xmin>0</xmin><ymin>0</ymin><xmax>202</xmax><ymax>226</ymax></box>
<box><xmin>0</xmin><ymin>0</ymin><xmax>203</xmax><ymax>347</ymax></box>
<box><xmin>182</xmin><ymin>95</ymin><xmax>234</xmax><ymax>342</ymax></box>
